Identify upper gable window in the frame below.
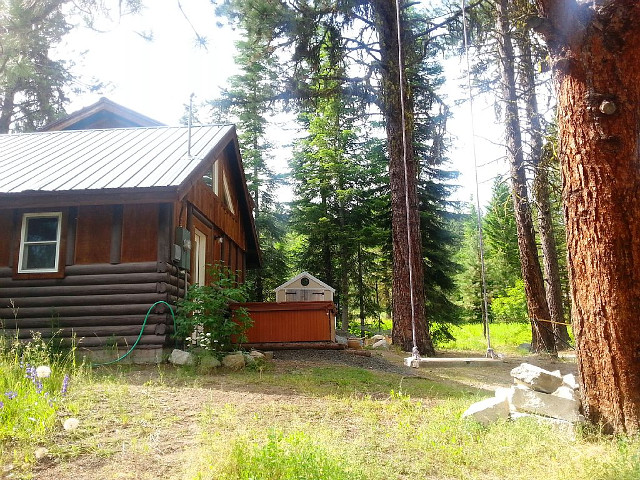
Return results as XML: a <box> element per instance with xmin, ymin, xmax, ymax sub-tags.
<box><xmin>222</xmin><ymin>172</ymin><xmax>235</xmax><ymax>214</ymax></box>
<box><xmin>202</xmin><ymin>160</ymin><xmax>220</xmax><ymax>196</ymax></box>
<box><xmin>18</xmin><ymin>213</ymin><xmax>62</xmax><ymax>273</ymax></box>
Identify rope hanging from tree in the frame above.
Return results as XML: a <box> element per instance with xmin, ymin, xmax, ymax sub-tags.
<box><xmin>394</xmin><ymin>0</ymin><xmax>420</xmax><ymax>360</ymax></box>
<box><xmin>461</xmin><ymin>0</ymin><xmax>496</xmax><ymax>358</ymax></box>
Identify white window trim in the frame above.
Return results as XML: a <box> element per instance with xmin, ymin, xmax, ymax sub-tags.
<box><xmin>212</xmin><ymin>160</ymin><xmax>220</xmax><ymax>196</ymax></box>
<box><xmin>18</xmin><ymin>212</ymin><xmax>62</xmax><ymax>274</ymax></box>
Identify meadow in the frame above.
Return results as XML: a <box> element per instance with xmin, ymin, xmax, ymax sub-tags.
<box><xmin>1</xmin><ymin>323</ymin><xmax>638</xmax><ymax>480</ymax></box>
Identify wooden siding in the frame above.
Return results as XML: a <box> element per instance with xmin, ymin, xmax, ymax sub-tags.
<box><xmin>121</xmin><ymin>204</ymin><xmax>158</xmax><ymax>263</ymax></box>
<box><xmin>234</xmin><ymin>302</ymin><xmax>336</xmax><ymax>344</ymax></box>
<box><xmin>76</xmin><ymin>205</ymin><xmax>113</xmax><ymax>264</ymax></box>
<box><xmin>184</xmin><ymin>178</ymin><xmax>246</xmax><ymax>251</ymax></box>
<box><xmin>0</xmin><ymin>211</ymin><xmax>12</xmax><ymax>267</ymax></box>
<box><xmin>0</xmin><ymin>261</ymin><xmax>183</xmax><ymax>348</ymax></box>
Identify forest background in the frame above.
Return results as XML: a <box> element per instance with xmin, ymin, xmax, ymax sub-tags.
<box><xmin>0</xmin><ymin>0</ymin><xmax>565</xmax><ymax>346</ymax></box>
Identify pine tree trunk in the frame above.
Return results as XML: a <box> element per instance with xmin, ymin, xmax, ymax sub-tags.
<box><xmin>496</xmin><ymin>0</ymin><xmax>555</xmax><ymax>354</ymax></box>
<box><xmin>537</xmin><ymin>0</ymin><xmax>640</xmax><ymax>434</ymax></box>
<box><xmin>372</xmin><ymin>0</ymin><xmax>434</xmax><ymax>355</ymax></box>
<box><xmin>517</xmin><ymin>29</ymin><xmax>569</xmax><ymax>349</ymax></box>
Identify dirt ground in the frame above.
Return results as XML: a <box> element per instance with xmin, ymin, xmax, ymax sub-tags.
<box><xmin>24</xmin><ymin>349</ymin><xmax>577</xmax><ymax>480</ymax></box>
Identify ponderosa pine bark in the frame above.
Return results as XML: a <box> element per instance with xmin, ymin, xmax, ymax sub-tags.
<box><xmin>535</xmin><ymin>0</ymin><xmax>640</xmax><ymax>434</ymax></box>
<box><xmin>496</xmin><ymin>0</ymin><xmax>556</xmax><ymax>353</ymax></box>
<box><xmin>372</xmin><ymin>0</ymin><xmax>435</xmax><ymax>356</ymax></box>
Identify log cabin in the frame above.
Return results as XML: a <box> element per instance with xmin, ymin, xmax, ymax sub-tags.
<box><xmin>0</xmin><ymin>99</ymin><xmax>260</xmax><ymax>362</ymax></box>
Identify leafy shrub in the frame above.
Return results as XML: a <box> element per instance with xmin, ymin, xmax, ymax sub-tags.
<box><xmin>175</xmin><ymin>263</ymin><xmax>252</xmax><ymax>355</ymax></box>
<box><xmin>491</xmin><ymin>279</ymin><xmax>528</xmax><ymax>323</ymax></box>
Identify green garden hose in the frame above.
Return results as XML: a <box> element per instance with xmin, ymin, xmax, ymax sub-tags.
<box><xmin>92</xmin><ymin>301</ymin><xmax>177</xmax><ymax>367</ymax></box>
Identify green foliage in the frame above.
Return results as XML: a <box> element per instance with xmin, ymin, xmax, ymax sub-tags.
<box><xmin>491</xmin><ymin>279</ymin><xmax>528</xmax><ymax>323</ymax></box>
<box><xmin>438</xmin><ymin>322</ymin><xmax>532</xmax><ymax>354</ymax></box>
<box><xmin>0</xmin><ymin>332</ymin><xmax>78</xmax><ymax>445</ymax></box>
<box><xmin>175</xmin><ymin>263</ymin><xmax>252</xmax><ymax>354</ymax></box>
<box><xmin>218</xmin><ymin>429</ymin><xmax>362</xmax><ymax>480</ymax></box>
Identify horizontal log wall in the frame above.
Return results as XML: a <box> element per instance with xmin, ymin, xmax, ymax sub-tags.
<box><xmin>0</xmin><ymin>262</ymin><xmax>185</xmax><ymax>346</ymax></box>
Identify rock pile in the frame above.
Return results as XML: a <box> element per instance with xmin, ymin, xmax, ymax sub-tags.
<box><xmin>462</xmin><ymin>363</ymin><xmax>583</xmax><ymax>426</ymax></box>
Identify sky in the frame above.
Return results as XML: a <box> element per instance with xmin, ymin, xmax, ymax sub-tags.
<box><xmin>55</xmin><ymin>1</ymin><xmax>506</xmax><ymax>207</ymax></box>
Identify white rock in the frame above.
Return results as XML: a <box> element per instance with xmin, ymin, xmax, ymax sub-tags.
<box><xmin>552</xmin><ymin>385</ymin><xmax>578</xmax><ymax>401</ymax></box>
<box><xmin>34</xmin><ymin>447</ymin><xmax>49</xmax><ymax>460</ymax></box>
<box><xmin>169</xmin><ymin>349</ymin><xmax>195</xmax><ymax>366</ymax></box>
<box><xmin>462</xmin><ymin>396</ymin><xmax>511</xmax><ymax>425</ymax></box>
<box><xmin>510</xmin><ymin>412</ymin><xmax>580</xmax><ymax>439</ymax></box>
<box><xmin>250</xmin><ymin>350</ymin><xmax>266</xmax><ymax>359</ymax></box>
<box><xmin>372</xmin><ymin>339</ymin><xmax>389</xmax><ymax>349</ymax></box>
<box><xmin>222</xmin><ymin>353</ymin><xmax>246</xmax><ymax>370</ymax></box>
<box><xmin>371</xmin><ymin>334</ymin><xmax>386</xmax><ymax>342</ymax></box>
<box><xmin>509</xmin><ymin>385</ymin><xmax>581</xmax><ymax>423</ymax></box>
<box><xmin>510</xmin><ymin>363</ymin><xmax>563</xmax><ymax>394</ymax></box>
<box><xmin>63</xmin><ymin>418</ymin><xmax>80</xmax><ymax>431</ymax></box>
<box><xmin>563</xmin><ymin>373</ymin><xmax>579</xmax><ymax>390</ymax></box>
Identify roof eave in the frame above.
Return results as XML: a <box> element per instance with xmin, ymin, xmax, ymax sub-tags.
<box><xmin>0</xmin><ymin>186</ymin><xmax>180</xmax><ymax>210</ymax></box>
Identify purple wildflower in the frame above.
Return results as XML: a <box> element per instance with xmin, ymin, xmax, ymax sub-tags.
<box><xmin>35</xmin><ymin>380</ymin><xmax>43</xmax><ymax>394</ymax></box>
<box><xmin>25</xmin><ymin>365</ymin><xmax>37</xmax><ymax>382</ymax></box>
<box><xmin>61</xmin><ymin>374</ymin><xmax>70</xmax><ymax>396</ymax></box>
<box><xmin>0</xmin><ymin>400</ymin><xmax>3</xmax><ymax>409</ymax></box>
<box><xmin>4</xmin><ymin>391</ymin><xmax>17</xmax><ymax>400</ymax></box>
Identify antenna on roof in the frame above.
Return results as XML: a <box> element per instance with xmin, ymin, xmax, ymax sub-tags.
<box><xmin>187</xmin><ymin>93</ymin><xmax>194</xmax><ymax>157</ymax></box>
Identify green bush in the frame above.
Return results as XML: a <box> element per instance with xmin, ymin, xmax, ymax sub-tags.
<box><xmin>491</xmin><ymin>279</ymin><xmax>528</xmax><ymax>323</ymax></box>
<box><xmin>175</xmin><ymin>263</ymin><xmax>252</xmax><ymax>355</ymax></box>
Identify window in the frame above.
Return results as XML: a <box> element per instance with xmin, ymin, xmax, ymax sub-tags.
<box><xmin>18</xmin><ymin>213</ymin><xmax>62</xmax><ymax>273</ymax></box>
<box><xmin>222</xmin><ymin>172</ymin><xmax>235</xmax><ymax>214</ymax></box>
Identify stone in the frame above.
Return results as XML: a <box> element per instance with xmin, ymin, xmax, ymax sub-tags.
<box><xmin>510</xmin><ymin>363</ymin><xmax>563</xmax><ymax>394</ymax></box>
<box><xmin>222</xmin><ymin>353</ymin><xmax>246</xmax><ymax>370</ymax></box>
<box><xmin>63</xmin><ymin>418</ymin><xmax>80</xmax><ymax>431</ymax></box>
<box><xmin>372</xmin><ymin>339</ymin><xmax>389</xmax><ymax>349</ymax></box>
<box><xmin>462</xmin><ymin>396</ymin><xmax>510</xmax><ymax>425</ymax></box>
<box><xmin>552</xmin><ymin>385</ymin><xmax>578</xmax><ymax>402</ymax></box>
<box><xmin>509</xmin><ymin>385</ymin><xmax>581</xmax><ymax>423</ymax></box>
<box><xmin>34</xmin><ymin>447</ymin><xmax>49</xmax><ymax>460</ymax></box>
<box><xmin>243</xmin><ymin>353</ymin><xmax>256</xmax><ymax>365</ymax></box>
<box><xmin>371</xmin><ymin>334</ymin><xmax>386</xmax><ymax>342</ymax></box>
<box><xmin>250</xmin><ymin>350</ymin><xmax>266</xmax><ymax>359</ymax></box>
<box><xmin>563</xmin><ymin>373</ymin><xmax>579</xmax><ymax>390</ymax></box>
<box><xmin>169</xmin><ymin>349</ymin><xmax>194</xmax><ymax>366</ymax></box>
<box><xmin>263</xmin><ymin>351</ymin><xmax>274</xmax><ymax>360</ymax></box>
<box><xmin>199</xmin><ymin>356</ymin><xmax>221</xmax><ymax>370</ymax></box>
<box><xmin>510</xmin><ymin>412</ymin><xmax>579</xmax><ymax>439</ymax></box>
<box><xmin>335</xmin><ymin>335</ymin><xmax>348</xmax><ymax>345</ymax></box>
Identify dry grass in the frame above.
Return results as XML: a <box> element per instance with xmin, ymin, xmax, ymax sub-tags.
<box><xmin>3</xmin><ymin>350</ymin><xmax>639</xmax><ymax>480</ymax></box>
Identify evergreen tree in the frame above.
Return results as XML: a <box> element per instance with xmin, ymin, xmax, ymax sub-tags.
<box><xmin>209</xmin><ymin>13</ymin><xmax>289</xmax><ymax>301</ymax></box>
<box><xmin>0</xmin><ymin>0</ymin><xmax>70</xmax><ymax>132</ymax></box>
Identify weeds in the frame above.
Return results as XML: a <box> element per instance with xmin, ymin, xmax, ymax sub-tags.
<box><xmin>0</xmin><ymin>332</ymin><xmax>83</xmax><ymax>472</ymax></box>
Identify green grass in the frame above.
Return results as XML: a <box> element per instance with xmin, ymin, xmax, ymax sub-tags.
<box><xmin>438</xmin><ymin>322</ymin><xmax>545</xmax><ymax>354</ymax></box>
<box><xmin>235</xmin><ymin>365</ymin><xmax>477</xmax><ymax>399</ymax></box>
<box><xmin>2</xmin><ymin>338</ymin><xmax>637</xmax><ymax>480</ymax></box>
<box><xmin>0</xmin><ymin>333</ymin><xmax>84</xmax><ymax>473</ymax></box>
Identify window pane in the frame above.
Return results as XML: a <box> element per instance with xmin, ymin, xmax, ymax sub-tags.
<box><xmin>22</xmin><ymin>244</ymin><xmax>57</xmax><ymax>270</ymax></box>
<box><xmin>26</xmin><ymin>217</ymin><xmax>59</xmax><ymax>242</ymax></box>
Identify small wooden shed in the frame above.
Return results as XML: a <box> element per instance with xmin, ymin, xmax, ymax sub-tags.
<box><xmin>274</xmin><ymin>272</ymin><xmax>335</xmax><ymax>303</ymax></box>
<box><xmin>0</xmin><ymin>99</ymin><xmax>260</xmax><ymax>362</ymax></box>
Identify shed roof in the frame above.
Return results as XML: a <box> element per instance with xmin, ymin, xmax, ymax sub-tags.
<box><xmin>275</xmin><ymin>272</ymin><xmax>335</xmax><ymax>292</ymax></box>
<box><xmin>0</xmin><ymin>125</ymin><xmax>232</xmax><ymax>194</ymax></box>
